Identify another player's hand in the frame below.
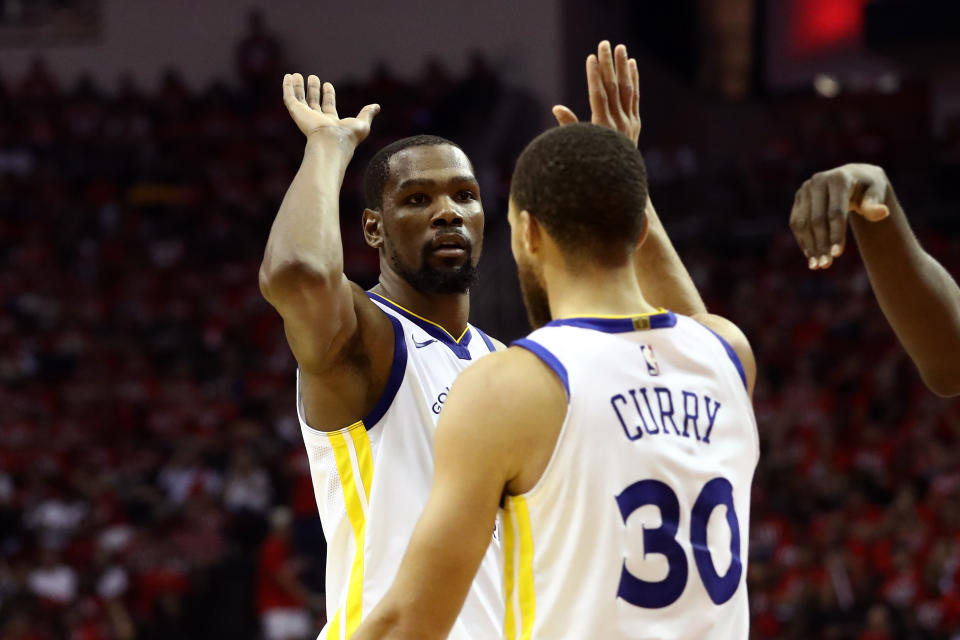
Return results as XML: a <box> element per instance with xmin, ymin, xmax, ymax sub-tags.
<box><xmin>790</xmin><ymin>163</ymin><xmax>891</xmax><ymax>270</ymax></box>
<box><xmin>552</xmin><ymin>40</ymin><xmax>641</xmax><ymax>147</ymax></box>
<box><xmin>282</xmin><ymin>73</ymin><xmax>379</xmax><ymax>146</ymax></box>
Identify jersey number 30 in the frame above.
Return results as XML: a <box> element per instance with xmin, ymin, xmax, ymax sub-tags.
<box><xmin>615</xmin><ymin>477</ymin><xmax>741</xmax><ymax>608</ymax></box>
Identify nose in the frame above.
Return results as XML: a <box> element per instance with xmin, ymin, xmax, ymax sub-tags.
<box><xmin>431</xmin><ymin>197</ymin><xmax>464</xmax><ymax>227</ymax></box>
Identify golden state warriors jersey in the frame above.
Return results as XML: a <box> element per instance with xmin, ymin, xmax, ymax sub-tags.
<box><xmin>296</xmin><ymin>292</ymin><xmax>503</xmax><ymax>640</ymax></box>
<box><xmin>500</xmin><ymin>311</ymin><xmax>758</xmax><ymax>640</ymax></box>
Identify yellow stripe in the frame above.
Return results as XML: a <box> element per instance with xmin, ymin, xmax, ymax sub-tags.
<box><xmin>502</xmin><ymin>510</ymin><xmax>517</xmax><ymax>640</ymax></box>
<box><xmin>372</xmin><ymin>293</ymin><xmax>469</xmax><ymax>343</ymax></box>
<box><xmin>348</xmin><ymin>425</ymin><xmax>373</xmax><ymax>503</ymax></box>
<box><xmin>559</xmin><ymin>308</ymin><xmax>668</xmax><ymax>320</ymax></box>
<box><xmin>329</xmin><ymin>428</ymin><xmax>371</xmax><ymax>638</ymax></box>
<box><xmin>513</xmin><ymin>496</ymin><xmax>536</xmax><ymax>640</ymax></box>
<box><xmin>325</xmin><ymin>610</ymin><xmax>340</xmax><ymax>640</ymax></box>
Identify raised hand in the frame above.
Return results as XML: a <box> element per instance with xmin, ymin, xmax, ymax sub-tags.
<box><xmin>789</xmin><ymin>163</ymin><xmax>891</xmax><ymax>270</ymax></box>
<box><xmin>552</xmin><ymin>40</ymin><xmax>641</xmax><ymax>147</ymax></box>
<box><xmin>282</xmin><ymin>73</ymin><xmax>380</xmax><ymax>146</ymax></box>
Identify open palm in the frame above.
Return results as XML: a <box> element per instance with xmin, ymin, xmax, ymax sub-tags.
<box><xmin>282</xmin><ymin>73</ymin><xmax>379</xmax><ymax>145</ymax></box>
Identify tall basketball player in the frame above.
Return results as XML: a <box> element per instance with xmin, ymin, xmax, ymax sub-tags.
<box><xmin>259</xmin><ymin>41</ymin><xmax>705</xmax><ymax>639</ymax></box>
<box><xmin>353</xmin><ymin>124</ymin><xmax>759</xmax><ymax>640</ymax></box>
<box><xmin>789</xmin><ymin>163</ymin><xmax>960</xmax><ymax>397</ymax></box>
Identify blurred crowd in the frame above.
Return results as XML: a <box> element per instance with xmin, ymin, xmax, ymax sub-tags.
<box><xmin>2</xmin><ymin>13</ymin><xmax>960</xmax><ymax>640</ymax></box>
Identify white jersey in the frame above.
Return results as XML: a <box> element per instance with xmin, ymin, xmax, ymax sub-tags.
<box><xmin>296</xmin><ymin>292</ymin><xmax>503</xmax><ymax>640</ymax></box>
<box><xmin>500</xmin><ymin>310</ymin><xmax>758</xmax><ymax>640</ymax></box>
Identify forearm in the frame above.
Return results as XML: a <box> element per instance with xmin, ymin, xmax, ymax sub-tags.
<box><xmin>851</xmin><ymin>191</ymin><xmax>960</xmax><ymax>396</ymax></box>
<box><xmin>635</xmin><ymin>197</ymin><xmax>707</xmax><ymax>316</ymax></box>
<box><xmin>261</xmin><ymin>135</ymin><xmax>353</xmax><ymax>285</ymax></box>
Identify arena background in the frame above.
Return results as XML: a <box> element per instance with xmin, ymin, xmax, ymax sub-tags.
<box><xmin>2</xmin><ymin>0</ymin><xmax>959</xmax><ymax>638</ymax></box>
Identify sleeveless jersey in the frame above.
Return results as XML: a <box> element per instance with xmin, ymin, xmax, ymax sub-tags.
<box><xmin>296</xmin><ymin>292</ymin><xmax>503</xmax><ymax>640</ymax></box>
<box><xmin>500</xmin><ymin>311</ymin><xmax>758</xmax><ymax>640</ymax></box>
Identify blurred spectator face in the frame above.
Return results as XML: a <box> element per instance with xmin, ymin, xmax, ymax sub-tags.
<box><xmin>375</xmin><ymin>145</ymin><xmax>483</xmax><ymax>294</ymax></box>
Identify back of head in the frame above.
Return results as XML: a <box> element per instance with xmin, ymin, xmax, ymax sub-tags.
<box><xmin>510</xmin><ymin>123</ymin><xmax>647</xmax><ymax>268</ymax></box>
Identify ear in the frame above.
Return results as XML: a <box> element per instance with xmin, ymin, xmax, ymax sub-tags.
<box><xmin>362</xmin><ymin>208</ymin><xmax>384</xmax><ymax>248</ymax></box>
<box><xmin>636</xmin><ymin>212</ymin><xmax>650</xmax><ymax>248</ymax></box>
<box><xmin>519</xmin><ymin>210</ymin><xmax>542</xmax><ymax>255</ymax></box>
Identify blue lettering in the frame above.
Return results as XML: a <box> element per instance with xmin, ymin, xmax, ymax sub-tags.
<box><xmin>628</xmin><ymin>389</ymin><xmax>656</xmax><ymax>434</ymax></box>
<box><xmin>702</xmin><ymin>396</ymin><xmax>721</xmax><ymax>444</ymax></box>
<box><xmin>681</xmin><ymin>391</ymin><xmax>701</xmax><ymax>441</ymax></box>
<box><xmin>638</xmin><ymin>388</ymin><xmax>662</xmax><ymax>434</ymax></box>
<box><xmin>655</xmin><ymin>387</ymin><xmax>680</xmax><ymax>436</ymax></box>
<box><xmin>612</xmin><ymin>394</ymin><xmax>642</xmax><ymax>441</ymax></box>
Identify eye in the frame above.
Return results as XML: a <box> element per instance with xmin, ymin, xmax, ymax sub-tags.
<box><xmin>405</xmin><ymin>193</ymin><xmax>428</xmax><ymax>205</ymax></box>
<box><xmin>456</xmin><ymin>190</ymin><xmax>478</xmax><ymax>201</ymax></box>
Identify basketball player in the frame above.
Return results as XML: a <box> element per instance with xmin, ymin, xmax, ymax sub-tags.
<box><xmin>790</xmin><ymin>163</ymin><xmax>960</xmax><ymax>397</ymax></box>
<box><xmin>353</xmin><ymin>124</ymin><xmax>758</xmax><ymax>639</ymax></box>
<box><xmin>259</xmin><ymin>41</ymin><xmax>705</xmax><ymax>639</ymax></box>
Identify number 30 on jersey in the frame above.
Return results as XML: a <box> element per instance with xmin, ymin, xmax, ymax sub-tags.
<box><xmin>616</xmin><ymin>477</ymin><xmax>742</xmax><ymax>608</ymax></box>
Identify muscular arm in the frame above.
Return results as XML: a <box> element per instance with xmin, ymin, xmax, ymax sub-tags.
<box><xmin>636</xmin><ymin>197</ymin><xmax>707</xmax><ymax>316</ymax></box>
<box><xmin>790</xmin><ymin>164</ymin><xmax>960</xmax><ymax>397</ymax></box>
<box><xmin>554</xmin><ymin>41</ymin><xmax>706</xmax><ymax>316</ymax></box>
<box><xmin>851</xmin><ymin>193</ymin><xmax>960</xmax><ymax>397</ymax></box>
<box><xmin>259</xmin><ymin>74</ymin><xmax>381</xmax><ymax>373</ymax></box>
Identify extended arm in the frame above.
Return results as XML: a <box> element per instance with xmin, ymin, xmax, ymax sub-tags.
<box><xmin>553</xmin><ymin>41</ymin><xmax>707</xmax><ymax>316</ymax></box>
<box><xmin>259</xmin><ymin>74</ymin><xmax>380</xmax><ymax>371</ymax></box>
<box><xmin>790</xmin><ymin>164</ymin><xmax>960</xmax><ymax>397</ymax></box>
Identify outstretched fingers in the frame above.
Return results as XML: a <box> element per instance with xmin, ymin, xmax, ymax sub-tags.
<box><xmin>614</xmin><ymin>44</ymin><xmax>632</xmax><ymax>116</ymax></box>
<box><xmin>630</xmin><ymin>58</ymin><xmax>640</xmax><ymax>119</ymax></box>
<box><xmin>307</xmin><ymin>75</ymin><xmax>321</xmax><ymax>110</ymax></box>
<box><xmin>586</xmin><ymin>54</ymin><xmax>611</xmax><ymax>124</ymax></box>
<box><xmin>321</xmin><ymin>82</ymin><xmax>339</xmax><ymax>118</ymax></box>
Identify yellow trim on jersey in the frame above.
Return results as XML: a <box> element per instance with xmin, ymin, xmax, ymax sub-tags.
<box><xmin>326</xmin><ymin>423</ymin><xmax>374</xmax><ymax>639</ymax></box>
<box><xmin>503</xmin><ymin>496</ymin><xmax>536</xmax><ymax>639</ymax></box>
<box><xmin>372</xmin><ymin>293</ymin><xmax>470</xmax><ymax>343</ymax></box>
<box><xmin>559</xmin><ymin>308</ymin><xmax>668</xmax><ymax>320</ymax></box>
<box><xmin>514</xmin><ymin>496</ymin><xmax>536</xmax><ymax>639</ymax></box>
<box><xmin>503</xmin><ymin>511</ymin><xmax>517</xmax><ymax>640</ymax></box>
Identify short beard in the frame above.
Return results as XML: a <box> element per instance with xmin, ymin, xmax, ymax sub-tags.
<box><xmin>517</xmin><ymin>257</ymin><xmax>552</xmax><ymax>330</ymax></box>
<box><xmin>390</xmin><ymin>242</ymin><xmax>479</xmax><ymax>295</ymax></box>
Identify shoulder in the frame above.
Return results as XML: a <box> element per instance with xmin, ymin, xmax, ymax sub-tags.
<box><xmin>450</xmin><ymin>346</ymin><xmax>565</xmax><ymax>408</ymax></box>
<box><xmin>690</xmin><ymin>313</ymin><xmax>756</xmax><ymax>398</ymax></box>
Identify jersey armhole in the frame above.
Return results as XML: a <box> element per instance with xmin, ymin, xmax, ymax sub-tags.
<box><xmin>296</xmin><ymin>313</ymin><xmax>407</xmax><ymax>437</ymax></box>
<box><xmin>700</xmin><ymin>326</ymin><xmax>748</xmax><ymax>392</ymax></box>
<box><xmin>363</xmin><ymin>313</ymin><xmax>408</xmax><ymax>429</ymax></box>
<box><xmin>511</xmin><ymin>338</ymin><xmax>570</xmax><ymax>399</ymax></box>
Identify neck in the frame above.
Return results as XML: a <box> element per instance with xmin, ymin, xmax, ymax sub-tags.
<box><xmin>545</xmin><ymin>259</ymin><xmax>658</xmax><ymax>320</ymax></box>
<box><xmin>373</xmin><ymin>265</ymin><xmax>470</xmax><ymax>337</ymax></box>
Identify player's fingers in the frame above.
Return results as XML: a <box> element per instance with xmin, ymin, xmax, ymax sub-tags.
<box><xmin>809</xmin><ymin>180</ymin><xmax>831</xmax><ymax>267</ymax></box>
<box><xmin>306</xmin><ymin>75</ymin><xmax>321</xmax><ymax>110</ymax></box>
<box><xmin>281</xmin><ymin>74</ymin><xmax>295</xmax><ymax>107</ymax></box>
<box><xmin>292</xmin><ymin>73</ymin><xmax>305</xmax><ymax>102</ymax></box>
<box><xmin>356</xmin><ymin>103</ymin><xmax>381</xmax><ymax>128</ymax></box>
<box><xmin>789</xmin><ymin>182</ymin><xmax>817</xmax><ymax>268</ymax></box>
<box><xmin>851</xmin><ymin>181</ymin><xmax>890</xmax><ymax>222</ymax></box>
<box><xmin>552</xmin><ymin>105</ymin><xmax>579</xmax><ymax>126</ymax></box>
<box><xmin>629</xmin><ymin>58</ymin><xmax>640</xmax><ymax>120</ymax></box>
<box><xmin>824</xmin><ymin>176</ymin><xmax>850</xmax><ymax>259</ymax></box>
<box><xmin>597</xmin><ymin>40</ymin><xmax>620</xmax><ymax>114</ymax></box>
<box><xmin>614</xmin><ymin>44</ymin><xmax>632</xmax><ymax>115</ymax></box>
<box><xmin>321</xmin><ymin>82</ymin><xmax>339</xmax><ymax>118</ymax></box>
<box><xmin>586</xmin><ymin>54</ymin><xmax>612</xmax><ymax>124</ymax></box>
